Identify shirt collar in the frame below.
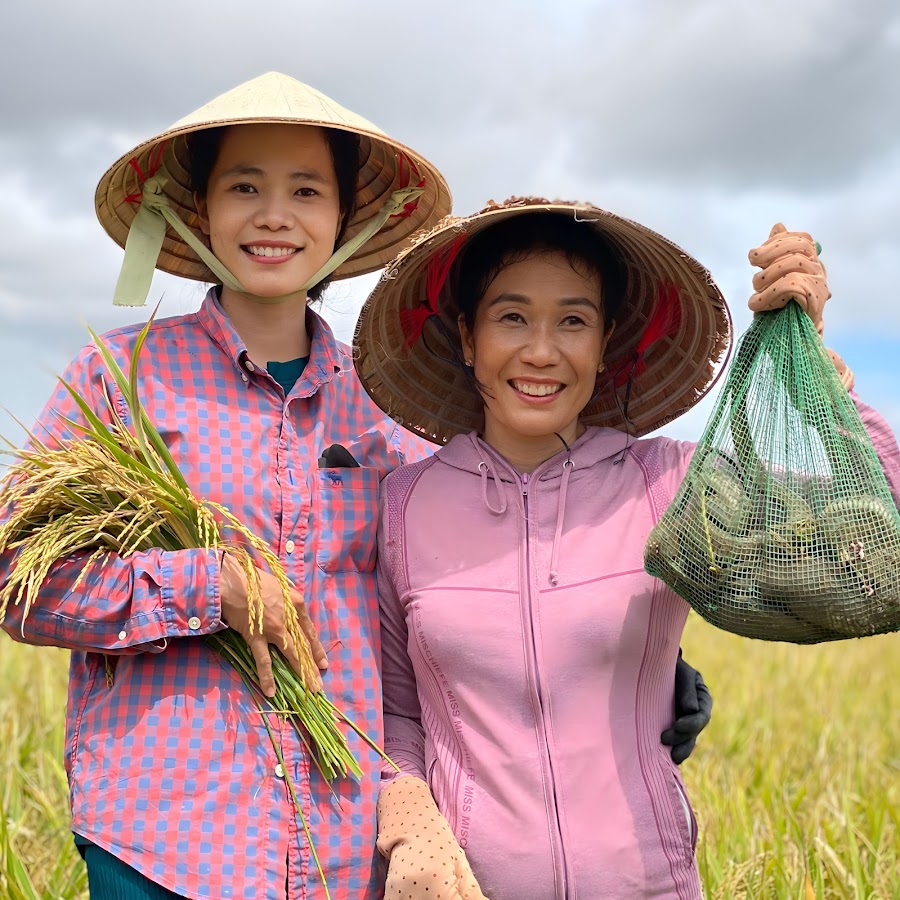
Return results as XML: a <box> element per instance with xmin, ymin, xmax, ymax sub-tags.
<box><xmin>196</xmin><ymin>288</ymin><xmax>348</xmax><ymax>387</ymax></box>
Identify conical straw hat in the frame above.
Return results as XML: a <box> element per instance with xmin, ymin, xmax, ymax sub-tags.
<box><xmin>95</xmin><ymin>72</ymin><xmax>451</xmax><ymax>284</ymax></box>
<box><xmin>355</xmin><ymin>197</ymin><xmax>732</xmax><ymax>444</ymax></box>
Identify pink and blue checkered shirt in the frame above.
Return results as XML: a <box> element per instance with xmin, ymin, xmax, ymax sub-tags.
<box><xmin>0</xmin><ymin>290</ymin><xmax>431</xmax><ymax>899</ymax></box>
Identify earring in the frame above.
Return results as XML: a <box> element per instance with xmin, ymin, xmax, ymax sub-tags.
<box><xmin>598</xmin><ymin>363</ymin><xmax>607</xmax><ymax>374</ymax></box>
<box><xmin>465</xmin><ymin>359</ymin><xmax>474</xmax><ymax>367</ymax></box>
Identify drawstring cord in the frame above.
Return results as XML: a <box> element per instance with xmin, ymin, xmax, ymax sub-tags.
<box><xmin>548</xmin><ymin>432</ymin><xmax>573</xmax><ymax>586</ymax></box>
<box><xmin>478</xmin><ymin>459</ymin><xmax>508</xmax><ymax>516</ymax></box>
<box><xmin>477</xmin><ymin>432</ymin><xmax>575</xmax><ymax>583</ymax></box>
<box><xmin>548</xmin><ymin>459</ymin><xmax>573</xmax><ymax>586</ymax></box>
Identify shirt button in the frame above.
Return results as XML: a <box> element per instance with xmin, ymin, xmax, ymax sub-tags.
<box><xmin>245</xmin><ymin>360</ymin><xmax>256</xmax><ymax>372</ymax></box>
<box><xmin>274</xmin><ymin>763</ymin><xmax>285</xmax><ymax>778</ymax></box>
<box><xmin>188</xmin><ymin>616</ymin><xmax>202</xmax><ymax>630</ymax></box>
<box><xmin>118</xmin><ymin>630</ymin><xmax>127</xmax><ymax>641</ymax></box>
<box><xmin>240</xmin><ymin>372</ymin><xmax>249</xmax><ymax>383</ymax></box>
<box><xmin>285</xmin><ymin>540</ymin><xmax>296</xmax><ymax>554</ymax></box>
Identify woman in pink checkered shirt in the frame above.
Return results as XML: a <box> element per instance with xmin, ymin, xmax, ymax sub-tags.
<box><xmin>0</xmin><ymin>72</ymin><xmax>451</xmax><ymax>900</ymax></box>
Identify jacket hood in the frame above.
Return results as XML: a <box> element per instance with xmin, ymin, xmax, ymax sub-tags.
<box><xmin>436</xmin><ymin>426</ymin><xmax>636</xmax><ymax>482</ymax></box>
<box><xmin>435</xmin><ymin>425</ymin><xmax>639</xmax><ymax>588</ymax></box>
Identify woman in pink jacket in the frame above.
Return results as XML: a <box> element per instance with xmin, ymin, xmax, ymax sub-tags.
<box><xmin>354</xmin><ymin>199</ymin><xmax>900</xmax><ymax>899</ymax></box>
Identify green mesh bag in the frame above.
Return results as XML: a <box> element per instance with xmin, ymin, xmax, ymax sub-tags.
<box><xmin>644</xmin><ymin>302</ymin><xmax>900</xmax><ymax>643</ymax></box>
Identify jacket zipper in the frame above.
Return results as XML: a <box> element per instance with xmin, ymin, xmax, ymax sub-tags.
<box><xmin>521</xmin><ymin>473</ymin><xmax>570</xmax><ymax>899</ymax></box>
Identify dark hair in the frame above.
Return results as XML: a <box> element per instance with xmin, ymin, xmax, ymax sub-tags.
<box><xmin>454</xmin><ymin>212</ymin><xmax>626</xmax><ymax>330</ymax></box>
<box><xmin>187</xmin><ymin>125</ymin><xmax>360</xmax><ymax>302</ymax></box>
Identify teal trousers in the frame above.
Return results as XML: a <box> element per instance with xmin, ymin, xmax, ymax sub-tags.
<box><xmin>81</xmin><ymin>843</ymin><xmax>184</xmax><ymax>899</ymax></box>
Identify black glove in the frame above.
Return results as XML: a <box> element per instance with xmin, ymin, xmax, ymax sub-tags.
<box><xmin>661</xmin><ymin>651</ymin><xmax>712</xmax><ymax>765</ymax></box>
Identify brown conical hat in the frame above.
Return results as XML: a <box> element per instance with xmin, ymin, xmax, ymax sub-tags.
<box><xmin>95</xmin><ymin>72</ymin><xmax>451</xmax><ymax>283</ymax></box>
<box><xmin>355</xmin><ymin>197</ymin><xmax>732</xmax><ymax>444</ymax></box>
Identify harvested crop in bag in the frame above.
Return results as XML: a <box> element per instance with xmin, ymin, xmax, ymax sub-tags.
<box><xmin>645</xmin><ymin>302</ymin><xmax>900</xmax><ymax>643</ymax></box>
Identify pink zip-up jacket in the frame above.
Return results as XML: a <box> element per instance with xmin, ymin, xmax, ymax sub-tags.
<box><xmin>376</xmin><ymin>397</ymin><xmax>900</xmax><ymax>900</ymax></box>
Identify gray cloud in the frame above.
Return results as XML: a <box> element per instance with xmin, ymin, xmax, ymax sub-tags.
<box><xmin>0</xmin><ymin>0</ymin><xmax>898</xmax><ymax>443</ymax></box>
<box><xmin>1</xmin><ymin>0</ymin><xmax>530</xmax><ymax>146</ymax></box>
<box><xmin>554</xmin><ymin>0</ymin><xmax>900</xmax><ymax>188</ymax></box>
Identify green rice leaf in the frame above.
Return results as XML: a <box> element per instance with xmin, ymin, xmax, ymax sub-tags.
<box><xmin>85</xmin><ymin>326</ymin><xmax>131</xmax><ymax>407</ymax></box>
<box><xmin>126</xmin><ymin>313</ymin><xmax>156</xmax><ymax>472</ymax></box>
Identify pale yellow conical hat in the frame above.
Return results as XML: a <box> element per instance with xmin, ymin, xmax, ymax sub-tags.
<box><xmin>95</xmin><ymin>72</ymin><xmax>451</xmax><ymax>299</ymax></box>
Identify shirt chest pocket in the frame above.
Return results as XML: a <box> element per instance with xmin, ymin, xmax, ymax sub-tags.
<box><xmin>314</xmin><ymin>467</ymin><xmax>380</xmax><ymax>573</ymax></box>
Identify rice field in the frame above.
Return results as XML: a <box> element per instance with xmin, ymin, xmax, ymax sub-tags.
<box><xmin>1</xmin><ymin>618</ymin><xmax>898</xmax><ymax>899</ymax></box>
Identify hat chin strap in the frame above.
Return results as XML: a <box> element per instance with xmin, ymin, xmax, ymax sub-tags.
<box><xmin>113</xmin><ymin>173</ymin><xmax>425</xmax><ymax>307</ymax></box>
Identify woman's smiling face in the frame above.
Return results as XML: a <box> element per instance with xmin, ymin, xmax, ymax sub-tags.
<box><xmin>195</xmin><ymin>123</ymin><xmax>342</xmax><ymax>301</ymax></box>
<box><xmin>460</xmin><ymin>251</ymin><xmax>615</xmax><ymax>454</ymax></box>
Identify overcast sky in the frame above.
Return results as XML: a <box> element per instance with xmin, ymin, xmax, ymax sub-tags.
<box><xmin>1</xmin><ymin>0</ymin><xmax>898</xmax><ymax>451</ymax></box>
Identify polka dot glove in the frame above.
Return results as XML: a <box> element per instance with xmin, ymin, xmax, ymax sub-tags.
<box><xmin>376</xmin><ymin>776</ymin><xmax>490</xmax><ymax>900</ymax></box>
<box><xmin>748</xmin><ymin>223</ymin><xmax>831</xmax><ymax>336</ymax></box>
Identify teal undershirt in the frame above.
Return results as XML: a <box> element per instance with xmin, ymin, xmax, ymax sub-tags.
<box><xmin>266</xmin><ymin>356</ymin><xmax>309</xmax><ymax>394</ymax></box>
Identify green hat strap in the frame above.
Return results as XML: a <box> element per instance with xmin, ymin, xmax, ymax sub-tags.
<box><xmin>113</xmin><ymin>167</ymin><xmax>426</xmax><ymax>307</ymax></box>
<box><xmin>114</xmin><ymin>174</ymin><xmax>243</xmax><ymax>306</ymax></box>
<box><xmin>297</xmin><ymin>184</ymin><xmax>423</xmax><ymax>293</ymax></box>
